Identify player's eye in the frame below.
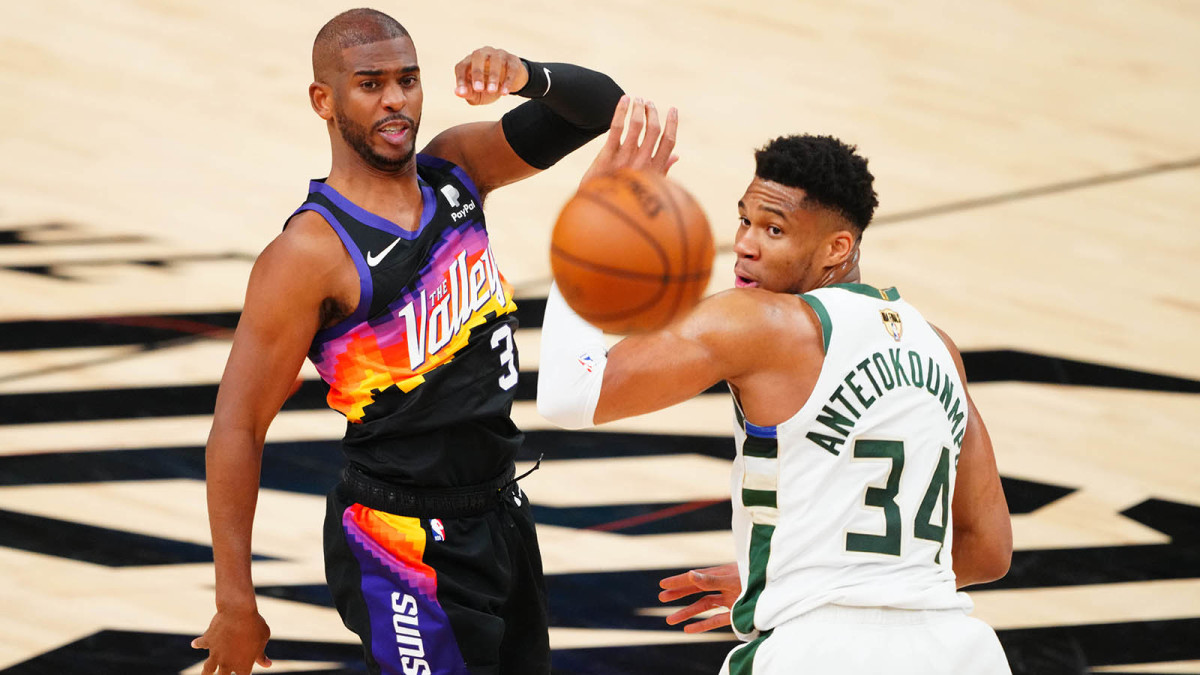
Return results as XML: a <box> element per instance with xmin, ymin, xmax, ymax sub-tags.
<box><xmin>401</xmin><ymin>76</ymin><xmax>419</xmax><ymax>87</ymax></box>
<box><xmin>738</xmin><ymin>217</ymin><xmax>750</xmax><ymax>228</ymax></box>
<box><xmin>768</xmin><ymin>226</ymin><xmax>783</xmax><ymax>236</ymax></box>
<box><xmin>360</xmin><ymin>80</ymin><xmax>378</xmax><ymax>90</ymax></box>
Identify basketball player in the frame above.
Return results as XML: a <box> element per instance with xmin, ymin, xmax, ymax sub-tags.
<box><xmin>537</xmin><ymin>134</ymin><xmax>1013</xmax><ymax>673</ymax></box>
<box><xmin>190</xmin><ymin>8</ymin><xmax>651</xmax><ymax>675</ymax></box>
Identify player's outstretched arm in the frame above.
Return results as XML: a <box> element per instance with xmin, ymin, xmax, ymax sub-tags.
<box><xmin>538</xmin><ymin>288</ymin><xmax>780</xmax><ymax>428</ymax></box>
<box><xmin>421</xmin><ymin>46</ymin><xmax>623</xmax><ymax>197</ymax></box>
<box><xmin>933</xmin><ymin>326</ymin><xmax>1013</xmax><ymax>588</ymax></box>
<box><xmin>192</xmin><ymin>213</ymin><xmax>345</xmax><ymax>675</ymax></box>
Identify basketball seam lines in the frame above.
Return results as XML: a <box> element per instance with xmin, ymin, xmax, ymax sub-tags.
<box><xmin>659</xmin><ymin>181</ymin><xmax>688</xmax><ymax>323</ymax></box>
<box><xmin>566</xmin><ymin>189</ymin><xmax>673</xmax><ymax>323</ymax></box>
<box><xmin>549</xmin><ymin>245</ymin><xmax>711</xmax><ymax>282</ymax></box>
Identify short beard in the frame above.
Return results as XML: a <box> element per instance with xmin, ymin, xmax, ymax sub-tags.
<box><xmin>335</xmin><ymin>110</ymin><xmax>418</xmax><ymax>173</ymax></box>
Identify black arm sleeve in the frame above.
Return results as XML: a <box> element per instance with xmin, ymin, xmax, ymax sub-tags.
<box><xmin>500</xmin><ymin>60</ymin><xmax>623</xmax><ymax>170</ymax></box>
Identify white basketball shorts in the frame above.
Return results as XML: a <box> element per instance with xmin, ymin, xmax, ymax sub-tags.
<box><xmin>720</xmin><ymin>605</ymin><xmax>1011</xmax><ymax>675</ymax></box>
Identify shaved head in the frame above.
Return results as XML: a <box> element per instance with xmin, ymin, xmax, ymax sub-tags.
<box><xmin>312</xmin><ymin>8</ymin><xmax>410</xmax><ymax>81</ymax></box>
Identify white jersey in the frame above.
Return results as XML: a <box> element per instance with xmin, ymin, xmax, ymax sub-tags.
<box><xmin>729</xmin><ymin>283</ymin><xmax>973</xmax><ymax>640</ymax></box>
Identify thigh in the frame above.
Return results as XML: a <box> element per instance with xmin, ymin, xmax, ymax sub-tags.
<box><xmin>494</xmin><ymin>488</ymin><xmax>550</xmax><ymax>675</ymax></box>
<box><xmin>325</xmin><ymin>490</ymin><xmax>474</xmax><ymax>675</ymax></box>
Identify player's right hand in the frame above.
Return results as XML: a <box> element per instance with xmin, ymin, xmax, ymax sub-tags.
<box><xmin>579</xmin><ymin>94</ymin><xmax>679</xmax><ymax>186</ymax></box>
<box><xmin>658</xmin><ymin>562</ymin><xmax>741</xmax><ymax>633</ymax></box>
<box><xmin>191</xmin><ymin>608</ymin><xmax>273</xmax><ymax>674</ymax></box>
<box><xmin>454</xmin><ymin>46</ymin><xmax>528</xmax><ymax>105</ymax></box>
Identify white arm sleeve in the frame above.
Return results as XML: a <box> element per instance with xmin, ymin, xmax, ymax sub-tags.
<box><xmin>536</xmin><ymin>283</ymin><xmax>608</xmax><ymax>429</ymax></box>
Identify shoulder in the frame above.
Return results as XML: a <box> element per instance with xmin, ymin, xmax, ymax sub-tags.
<box><xmin>682</xmin><ymin>288</ymin><xmax>823</xmax><ymax>360</ymax></box>
<box><xmin>696</xmin><ymin>288</ymin><xmax>820</xmax><ymax>328</ymax></box>
<box><xmin>255</xmin><ymin>210</ymin><xmax>348</xmax><ymax>284</ymax></box>
<box><xmin>928</xmin><ymin>321</ymin><xmax>968</xmax><ymax>379</ymax></box>
<box><xmin>415</xmin><ymin>153</ymin><xmax>480</xmax><ymax>197</ymax></box>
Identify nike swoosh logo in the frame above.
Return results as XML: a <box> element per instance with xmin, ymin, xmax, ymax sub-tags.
<box><xmin>542</xmin><ymin>67</ymin><xmax>552</xmax><ymax>96</ymax></box>
<box><xmin>366</xmin><ymin>237</ymin><xmax>402</xmax><ymax>267</ymax></box>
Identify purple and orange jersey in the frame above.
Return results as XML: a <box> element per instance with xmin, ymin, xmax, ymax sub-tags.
<box><xmin>291</xmin><ymin>155</ymin><xmax>523</xmax><ymax>486</ymax></box>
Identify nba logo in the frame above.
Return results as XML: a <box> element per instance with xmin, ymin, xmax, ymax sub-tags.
<box><xmin>430</xmin><ymin>518</ymin><xmax>446</xmax><ymax>542</ymax></box>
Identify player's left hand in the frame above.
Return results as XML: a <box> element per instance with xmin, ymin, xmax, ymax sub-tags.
<box><xmin>454</xmin><ymin>46</ymin><xmax>528</xmax><ymax>105</ymax></box>
<box><xmin>658</xmin><ymin>562</ymin><xmax>740</xmax><ymax>633</ymax></box>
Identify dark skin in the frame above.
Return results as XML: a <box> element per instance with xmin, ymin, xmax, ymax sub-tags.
<box><xmin>565</xmin><ymin>131</ymin><xmax>1011</xmax><ymax>632</ymax></box>
<box><xmin>190</xmin><ymin>37</ymin><xmax>565</xmax><ymax>675</ymax></box>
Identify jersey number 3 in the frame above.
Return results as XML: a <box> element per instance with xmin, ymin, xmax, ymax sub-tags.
<box><xmin>491</xmin><ymin>324</ymin><xmax>519</xmax><ymax>391</ymax></box>
<box><xmin>845</xmin><ymin>439</ymin><xmax>952</xmax><ymax>562</ymax></box>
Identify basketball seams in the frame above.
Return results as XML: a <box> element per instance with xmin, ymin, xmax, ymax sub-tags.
<box><xmin>659</xmin><ymin>179</ymin><xmax>689</xmax><ymax>325</ymax></box>
<box><xmin>551</xmin><ymin>169</ymin><xmax>713</xmax><ymax>333</ymax></box>
<box><xmin>559</xmin><ymin>188</ymin><xmax>672</xmax><ymax>322</ymax></box>
<box><xmin>550</xmin><ymin>245</ymin><xmax>712</xmax><ymax>282</ymax></box>
<box><xmin>572</xmin><ymin>189</ymin><xmax>672</xmax><ymax>275</ymax></box>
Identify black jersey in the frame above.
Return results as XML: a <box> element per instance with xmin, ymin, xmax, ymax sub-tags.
<box><xmin>291</xmin><ymin>155</ymin><xmax>522</xmax><ymax>488</ymax></box>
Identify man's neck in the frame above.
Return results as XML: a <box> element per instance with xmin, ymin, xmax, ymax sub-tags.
<box><xmin>813</xmin><ymin>249</ymin><xmax>862</xmax><ymax>290</ymax></box>
<box><xmin>326</xmin><ymin>157</ymin><xmax>424</xmax><ymax>230</ymax></box>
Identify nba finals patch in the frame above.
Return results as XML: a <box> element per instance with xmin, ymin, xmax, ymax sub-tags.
<box><xmin>880</xmin><ymin>308</ymin><xmax>903</xmax><ymax>342</ymax></box>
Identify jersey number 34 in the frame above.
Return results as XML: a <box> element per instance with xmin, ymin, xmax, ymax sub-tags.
<box><xmin>846</xmin><ymin>439</ymin><xmax>952</xmax><ymax>562</ymax></box>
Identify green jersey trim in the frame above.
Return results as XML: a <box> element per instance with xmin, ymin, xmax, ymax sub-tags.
<box><xmin>727</xmin><ymin>628</ymin><xmax>774</xmax><ymax>675</ymax></box>
<box><xmin>732</xmin><ymin>523</ymin><xmax>776</xmax><ymax>634</ymax></box>
<box><xmin>830</xmin><ymin>282</ymin><xmax>901</xmax><ymax>301</ymax></box>
<box><xmin>800</xmin><ymin>293</ymin><xmax>832</xmax><ymax>352</ymax></box>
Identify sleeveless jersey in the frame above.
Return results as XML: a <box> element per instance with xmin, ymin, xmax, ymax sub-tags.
<box><xmin>291</xmin><ymin>155</ymin><xmax>521</xmax><ymax>488</ymax></box>
<box><xmin>728</xmin><ymin>283</ymin><xmax>973</xmax><ymax>640</ymax></box>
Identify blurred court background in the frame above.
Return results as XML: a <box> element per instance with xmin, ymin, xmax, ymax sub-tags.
<box><xmin>1</xmin><ymin>1</ymin><xmax>1198</xmax><ymax>673</ymax></box>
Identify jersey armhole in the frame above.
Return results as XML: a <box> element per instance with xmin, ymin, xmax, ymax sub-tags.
<box><xmin>292</xmin><ymin>204</ymin><xmax>374</xmax><ymax>343</ymax></box>
<box><xmin>799</xmin><ymin>293</ymin><xmax>832</xmax><ymax>355</ymax></box>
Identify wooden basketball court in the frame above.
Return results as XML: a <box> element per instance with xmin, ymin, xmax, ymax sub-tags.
<box><xmin>1</xmin><ymin>1</ymin><xmax>1198</xmax><ymax>673</ymax></box>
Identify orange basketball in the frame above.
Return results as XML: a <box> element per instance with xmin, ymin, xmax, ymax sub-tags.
<box><xmin>550</xmin><ymin>169</ymin><xmax>714</xmax><ymax>334</ymax></box>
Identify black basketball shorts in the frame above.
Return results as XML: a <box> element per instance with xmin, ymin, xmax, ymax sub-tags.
<box><xmin>323</xmin><ymin>466</ymin><xmax>550</xmax><ymax>675</ymax></box>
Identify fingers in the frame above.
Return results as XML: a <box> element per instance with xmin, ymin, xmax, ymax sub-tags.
<box><xmin>634</xmin><ymin>101</ymin><xmax>661</xmax><ymax>167</ymax></box>
<box><xmin>688</xmin><ymin>570</ymin><xmax>733</xmax><ymax>591</ymax></box>
<box><xmin>652</xmin><ymin>107</ymin><xmax>678</xmax><ymax>172</ymax></box>
<box><xmin>658</xmin><ymin>586</ymin><xmax>700</xmax><ymax>603</ymax></box>
<box><xmin>658</xmin><ymin>568</ymin><xmax>701</xmax><ymax>592</ymax></box>
<box><xmin>614</xmin><ymin>97</ymin><xmax>647</xmax><ymax>167</ymax></box>
<box><xmin>683</xmin><ymin>611</ymin><xmax>732</xmax><ymax>634</ymax></box>
<box><xmin>665</xmin><ymin>594</ymin><xmax>724</xmax><ymax>625</ymax></box>
<box><xmin>697</xmin><ymin>562</ymin><xmax>740</xmax><ymax>577</ymax></box>
<box><xmin>454</xmin><ymin>56</ymin><xmax>470</xmax><ymax>98</ymax></box>
<box><xmin>500</xmin><ymin>53</ymin><xmax>524</xmax><ymax>95</ymax></box>
<box><xmin>455</xmin><ymin>48</ymin><xmax>524</xmax><ymax>105</ymax></box>
<box><xmin>603</xmin><ymin>95</ymin><xmax>631</xmax><ymax>153</ymax></box>
<box><xmin>469</xmin><ymin>49</ymin><xmax>489</xmax><ymax>94</ymax></box>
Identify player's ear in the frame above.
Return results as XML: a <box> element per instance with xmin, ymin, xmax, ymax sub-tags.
<box><xmin>310</xmin><ymin>82</ymin><xmax>334</xmax><ymax>121</ymax></box>
<box><xmin>825</xmin><ymin>228</ymin><xmax>857</xmax><ymax>267</ymax></box>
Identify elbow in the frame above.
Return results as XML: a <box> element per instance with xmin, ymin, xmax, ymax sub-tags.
<box><xmin>986</xmin><ymin>515</ymin><xmax>1014</xmax><ymax>581</ymax></box>
<box><xmin>953</xmin><ymin>522</ymin><xmax>1013</xmax><ymax>587</ymax></box>
<box><xmin>980</xmin><ymin>541</ymin><xmax>1012</xmax><ymax>583</ymax></box>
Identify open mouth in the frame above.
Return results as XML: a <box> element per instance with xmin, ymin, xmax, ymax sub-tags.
<box><xmin>734</xmin><ymin>275</ymin><xmax>758</xmax><ymax>288</ymax></box>
<box><xmin>375</xmin><ymin>118</ymin><xmax>412</xmax><ymax>145</ymax></box>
